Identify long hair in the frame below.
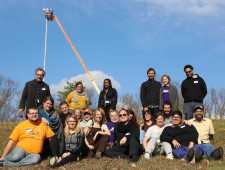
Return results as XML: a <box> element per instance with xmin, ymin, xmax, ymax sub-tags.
<box><xmin>103</xmin><ymin>78</ymin><xmax>112</xmax><ymax>90</ymax></box>
<box><xmin>94</xmin><ymin>108</ymin><xmax>105</xmax><ymax>126</ymax></box>
<box><xmin>64</xmin><ymin>114</ymin><xmax>81</xmax><ymax>137</ymax></box>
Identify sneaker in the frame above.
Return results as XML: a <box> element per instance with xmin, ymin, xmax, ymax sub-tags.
<box><xmin>186</xmin><ymin>148</ymin><xmax>195</xmax><ymax>163</ymax></box>
<box><xmin>49</xmin><ymin>156</ymin><xmax>58</xmax><ymax>167</ymax></box>
<box><xmin>144</xmin><ymin>152</ymin><xmax>151</xmax><ymax>159</ymax></box>
<box><xmin>210</xmin><ymin>147</ymin><xmax>224</xmax><ymax>160</ymax></box>
<box><xmin>166</xmin><ymin>154</ymin><xmax>174</xmax><ymax>160</ymax></box>
<box><xmin>130</xmin><ymin>163</ymin><xmax>137</xmax><ymax>168</ymax></box>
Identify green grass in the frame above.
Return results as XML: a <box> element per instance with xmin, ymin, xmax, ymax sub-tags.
<box><xmin>0</xmin><ymin>120</ymin><xmax>224</xmax><ymax>170</ymax></box>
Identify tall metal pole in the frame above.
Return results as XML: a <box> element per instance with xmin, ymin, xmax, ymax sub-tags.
<box><xmin>43</xmin><ymin>18</ymin><xmax>48</xmax><ymax>71</ymax></box>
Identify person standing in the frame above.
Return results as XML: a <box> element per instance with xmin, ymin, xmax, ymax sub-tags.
<box><xmin>140</xmin><ymin>68</ymin><xmax>161</xmax><ymax>118</ymax></box>
<box><xmin>66</xmin><ymin>81</ymin><xmax>89</xmax><ymax>112</ymax></box>
<box><xmin>181</xmin><ymin>65</ymin><xmax>207</xmax><ymax>120</ymax></box>
<box><xmin>19</xmin><ymin>68</ymin><xmax>51</xmax><ymax>113</ymax></box>
<box><xmin>159</xmin><ymin>74</ymin><xmax>179</xmax><ymax>111</ymax></box>
<box><xmin>98</xmin><ymin>79</ymin><xmax>118</xmax><ymax>122</ymax></box>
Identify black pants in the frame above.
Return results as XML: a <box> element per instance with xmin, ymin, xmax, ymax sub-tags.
<box><xmin>104</xmin><ymin>136</ymin><xmax>140</xmax><ymax>162</ymax></box>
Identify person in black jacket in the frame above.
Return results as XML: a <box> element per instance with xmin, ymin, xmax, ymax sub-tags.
<box><xmin>181</xmin><ymin>65</ymin><xmax>207</xmax><ymax>120</ymax></box>
<box><xmin>18</xmin><ymin>67</ymin><xmax>51</xmax><ymax>114</ymax></box>
<box><xmin>140</xmin><ymin>68</ymin><xmax>161</xmax><ymax>119</ymax></box>
<box><xmin>104</xmin><ymin>108</ymin><xmax>141</xmax><ymax>163</ymax></box>
<box><xmin>98</xmin><ymin>79</ymin><xmax>118</xmax><ymax>122</ymax></box>
<box><xmin>160</xmin><ymin>110</ymin><xmax>198</xmax><ymax>161</ymax></box>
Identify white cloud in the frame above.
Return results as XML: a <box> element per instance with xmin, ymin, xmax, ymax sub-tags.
<box><xmin>50</xmin><ymin>70</ymin><xmax>120</xmax><ymax>95</ymax></box>
<box><xmin>135</xmin><ymin>0</ymin><xmax>225</xmax><ymax>16</ymax></box>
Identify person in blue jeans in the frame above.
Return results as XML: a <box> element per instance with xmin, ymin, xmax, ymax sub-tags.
<box><xmin>188</xmin><ymin>105</ymin><xmax>224</xmax><ymax>161</ymax></box>
<box><xmin>0</xmin><ymin>108</ymin><xmax>55</xmax><ymax>167</ymax></box>
<box><xmin>160</xmin><ymin>110</ymin><xmax>198</xmax><ymax>161</ymax></box>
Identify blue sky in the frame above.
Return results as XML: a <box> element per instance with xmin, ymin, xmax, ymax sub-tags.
<box><xmin>1</xmin><ymin>0</ymin><xmax>225</xmax><ymax>96</ymax></box>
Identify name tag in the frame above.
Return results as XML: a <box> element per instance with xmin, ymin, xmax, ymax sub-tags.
<box><xmin>180</xmin><ymin>125</ymin><xmax>185</xmax><ymax>128</ymax></box>
<box><xmin>194</xmin><ymin>81</ymin><xmax>198</xmax><ymax>84</ymax></box>
<box><xmin>42</xmin><ymin>87</ymin><xmax>46</xmax><ymax>91</ymax></box>
<box><xmin>163</xmin><ymin>89</ymin><xmax>169</xmax><ymax>93</ymax></box>
<box><xmin>105</xmin><ymin>100</ymin><xmax>110</xmax><ymax>104</ymax></box>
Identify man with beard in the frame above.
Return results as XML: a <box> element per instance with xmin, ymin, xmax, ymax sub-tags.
<box><xmin>98</xmin><ymin>79</ymin><xmax>118</xmax><ymax>122</ymax></box>
<box><xmin>0</xmin><ymin>108</ymin><xmax>55</xmax><ymax>167</ymax></box>
<box><xmin>140</xmin><ymin>68</ymin><xmax>161</xmax><ymax>119</ymax></box>
<box><xmin>188</xmin><ymin>105</ymin><xmax>224</xmax><ymax>161</ymax></box>
<box><xmin>19</xmin><ymin>68</ymin><xmax>51</xmax><ymax>113</ymax></box>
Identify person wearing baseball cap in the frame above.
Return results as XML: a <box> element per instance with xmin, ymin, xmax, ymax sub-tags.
<box><xmin>188</xmin><ymin>105</ymin><xmax>224</xmax><ymax>161</ymax></box>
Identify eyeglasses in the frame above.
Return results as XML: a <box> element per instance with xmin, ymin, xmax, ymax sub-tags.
<box><xmin>119</xmin><ymin>114</ymin><xmax>127</xmax><ymax>117</ymax></box>
<box><xmin>36</xmin><ymin>74</ymin><xmax>44</xmax><ymax>76</ymax></box>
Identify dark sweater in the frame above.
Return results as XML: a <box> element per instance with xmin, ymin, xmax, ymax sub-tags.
<box><xmin>181</xmin><ymin>74</ymin><xmax>207</xmax><ymax>103</ymax></box>
<box><xmin>160</xmin><ymin>123</ymin><xmax>198</xmax><ymax>148</ymax></box>
<box><xmin>114</xmin><ymin>121</ymin><xmax>140</xmax><ymax>145</ymax></box>
<box><xmin>19</xmin><ymin>79</ymin><xmax>51</xmax><ymax>110</ymax></box>
<box><xmin>98</xmin><ymin>87</ymin><xmax>118</xmax><ymax>110</ymax></box>
<box><xmin>140</xmin><ymin>79</ymin><xmax>161</xmax><ymax>107</ymax></box>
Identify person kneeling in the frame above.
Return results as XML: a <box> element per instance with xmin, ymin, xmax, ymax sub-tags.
<box><xmin>0</xmin><ymin>108</ymin><xmax>55</xmax><ymax>167</ymax></box>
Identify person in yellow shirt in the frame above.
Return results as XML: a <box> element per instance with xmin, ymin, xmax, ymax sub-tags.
<box><xmin>0</xmin><ymin>108</ymin><xmax>55</xmax><ymax>167</ymax></box>
<box><xmin>188</xmin><ymin>105</ymin><xmax>223</xmax><ymax>161</ymax></box>
<box><xmin>66</xmin><ymin>81</ymin><xmax>89</xmax><ymax>111</ymax></box>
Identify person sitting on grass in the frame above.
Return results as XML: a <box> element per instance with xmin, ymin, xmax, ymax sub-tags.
<box><xmin>140</xmin><ymin>109</ymin><xmax>154</xmax><ymax>144</ymax></box>
<box><xmin>79</xmin><ymin>108</ymin><xmax>93</xmax><ymax>130</ymax></box>
<box><xmin>38</xmin><ymin>97</ymin><xmax>64</xmax><ymax>162</ymax></box>
<box><xmin>160</xmin><ymin>110</ymin><xmax>199</xmax><ymax>163</ymax></box>
<box><xmin>85</xmin><ymin>109</ymin><xmax>110</xmax><ymax>158</ymax></box>
<box><xmin>104</xmin><ymin>108</ymin><xmax>141</xmax><ymax>164</ymax></box>
<box><xmin>50</xmin><ymin>114</ymin><xmax>84</xmax><ymax>167</ymax></box>
<box><xmin>187</xmin><ymin>105</ymin><xmax>224</xmax><ymax>161</ymax></box>
<box><xmin>143</xmin><ymin>113</ymin><xmax>173</xmax><ymax>160</ymax></box>
<box><xmin>106</xmin><ymin>110</ymin><xmax>119</xmax><ymax>146</ymax></box>
<box><xmin>0</xmin><ymin>108</ymin><xmax>55</xmax><ymax>167</ymax></box>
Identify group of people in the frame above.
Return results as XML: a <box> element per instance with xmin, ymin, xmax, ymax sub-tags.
<box><xmin>0</xmin><ymin>66</ymin><xmax>223</xmax><ymax>167</ymax></box>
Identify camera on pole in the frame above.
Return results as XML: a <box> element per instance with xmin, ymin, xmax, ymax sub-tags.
<box><xmin>43</xmin><ymin>8</ymin><xmax>54</xmax><ymax>21</ymax></box>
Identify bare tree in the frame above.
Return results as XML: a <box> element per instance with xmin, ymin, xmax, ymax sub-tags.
<box><xmin>0</xmin><ymin>75</ymin><xmax>19</xmax><ymax>120</ymax></box>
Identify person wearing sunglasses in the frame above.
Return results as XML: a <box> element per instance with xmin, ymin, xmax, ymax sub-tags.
<box><xmin>181</xmin><ymin>65</ymin><xmax>207</xmax><ymax>120</ymax></box>
<box><xmin>160</xmin><ymin>110</ymin><xmax>198</xmax><ymax>163</ymax></box>
<box><xmin>18</xmin><ymin>67</ymin><xmax>51</xmax><ymax>115</ymax></box>
<box><xmin>105</xmin><ymin>108</ymin><xmax>141</xmax><ymax>164</ymax></box>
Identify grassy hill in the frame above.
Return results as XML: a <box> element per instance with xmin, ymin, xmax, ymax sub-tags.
<box><xmin>0</xmin><ymin>120</ymin><xmax>224</xmax><ymax>170</ymax></box>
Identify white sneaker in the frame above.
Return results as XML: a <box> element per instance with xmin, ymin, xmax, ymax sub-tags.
<box><xmin>144</xmin><ymin>153</ymin><xmax>151</xmax><ymax>159</ymax></box>
<box><xmin>49</xmin><ymin>156</ymin><xmax>58</xmax><ymax>166</ymax></box>
<box><xmin>166</xmin><ymin>155</ymin><xmax>174</xmax><ymax>160</ymax></box>
<box><xmin>131</xmin><ymin>163</ymin><xmax>137</xmax><ymax>168</ymax></box>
